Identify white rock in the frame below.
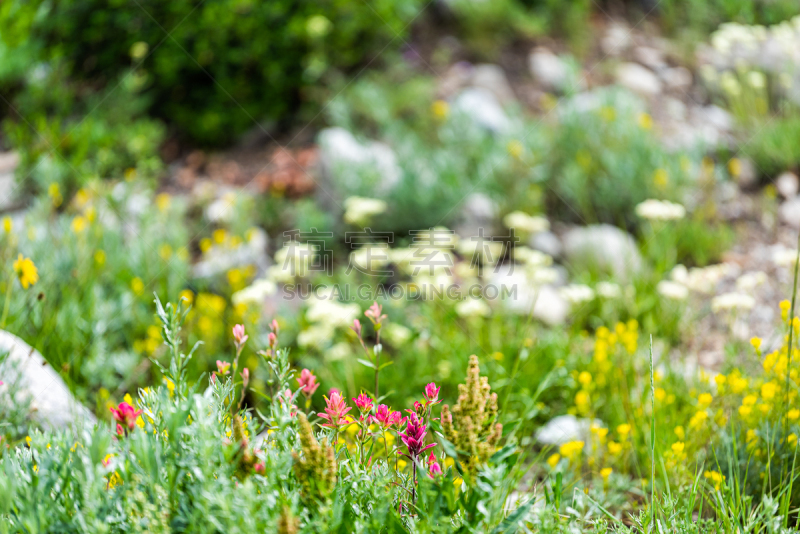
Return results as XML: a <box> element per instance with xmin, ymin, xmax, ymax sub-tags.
<box><xmin>779</xmin><ymin>197</ymin><xmax>800</xmax><ymax>228</ymax></box>
<box><xmin>0</xmin><ymin>151</ymin><xmax>20</xmax><ymax>174</ymax></box>
<box><xmin>318</xmin><ymin>127</ymin><xmax>402</xmax><ymax>191</ymax></box>
<box><xmin>535</xmin><ymin>415</ymin><xmax>600</xmax><ymax>446</ymax></box>
<box><xmin>776</xmin><ymin>171</ymin><xmax>799</xmax><ymax>199</ymax></box>
<box><xmin>601</xmin><ymin>22</ymin><xmax>633</xmax><ymax>56</ymax></box>
<box><xmin>528</xmin><ymin>48</ymin><xmax>570</xmax><ymax>92</ymax></box>
<box><xmin>563</xmin><ymin>224</ymin><xmax>643</xmax><ymax>278</ymax></box>
<box><xmin>529</xmin><ymin>230</ymin><xmax>562</xmax><ymax>259</ymax></box>
<box><xmin>0</xmin><ymin>330</ymin><xmax>96</xmax><ymax>430</ymax></box>
<box><xmin>471</xmin><ymin>64</ymin><xmax>516</xmax><ymax>104</ymax></box>
<box><xmin>453</xmin><ymin>88</ymin><xmax>510</xmax><ymax>133</ymax></box>
<box><xmin>616</xmin><ymin>62</ymin><xmax>662</xmax><ymax>97</ymax></box>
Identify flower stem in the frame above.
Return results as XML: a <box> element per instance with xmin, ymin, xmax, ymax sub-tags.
<box><xmin>0</xmin><ymin>277</ymin><xmax>13</xmax><ymax>329</ymax></box>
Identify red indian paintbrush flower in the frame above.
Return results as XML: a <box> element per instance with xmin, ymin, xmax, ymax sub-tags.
<box><xmin>353</xmin><ymin>393</ymin><xmax>373</xmax><ymax>414</ymax></box>
<box><xmin>232</xmin><ymin>324</ymin><xmax>248</xmax><ymax>348</ymax></box>
<box><xmin>427</xmin><ymin>452</ymin><xmax>442</xmax><ymax>478</ymax></box>
<box><xmin>109</xmin><ymin>402</ymin><xmax>142</xmax><ymax>431</ymax></box>
<box><xmin>373</xmin><ymin>404</ymin><xmax>402</xmax><ymax>428</ymax></box>
<box><xmin>424</xmin><ymin>382</ymin><xmax>441</xmax><ymax>406</ymax></box>
<box><xmin>297</xmin><ymin>369</ymin><xmax>320</xmax><ymax>396</ymax></box>
<box><xmin>399</xmin><ymin>413</ymin><xmax>436</xmax><ymax>460</ymax></box>
<box><xmin>319</xmin><ymin>391</ymin><xmax>351</xmax><ymax>430</ymax></box>
<box><xmin>216</xmin><ymin>360</ymin><xmax>231</xmax><ymax>375</ymax></box>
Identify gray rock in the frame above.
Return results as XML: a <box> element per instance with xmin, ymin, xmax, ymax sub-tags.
<box><xmin>453</xmin><ymin>88</ymin><xmax>510</xmax><ymax>133</ymax></box>
<box><xmin>776</xmin><ymin>171</ymin><xmax>799</xmax><ymax>199</ymax></box>
<box><xmin>471</xmin><ymin>64</ymin><xmax>516</xmax><ymax>104</ymax></box>
<box><xmin>0</xmin><ymin>330</ymin><xmax>96</xmax><ymax>430</ymax></box>
<box><xmin>735</xmin><ymin>158</ymin><xmax>758</xmax><ymax>189</ymax></box>
<box><xmin>528</xmin><ymin>48</ymin><xmax>570</xmax><ymax>92</ymax></box>
<box><xmin>779</xmin><ymin>197</ymin><xmax>800</xmax><ymax>229</ymax></box>
<box><xmin>634</xmin><ymin>46</ymin><xmax>667</xmax><ymax>70</ymax></box>
<box><xmin>535</xmin><ymin>415</ymin><xmax>600</xmax><ymax>447</ymax></box>
<box><xmin>601</xmin><ymin>22</ymin><xmax>633</xmax><ymax>57</ymax></box>
<box><xmin>563</xmin><ymin>224</ymin><xmax>643</xmax><ymax>278</ymax></box>
<box><xmin>529</xmin><ymin>230</ymin><xmax>562</xmax><ymax>259</ymax></box>
<box><xmin>318</xmin><ymin>127</ymin><xmax>402</xmax><ymax>192</ymax></box>
<box><xmin>616</xmin><ymin>63</ymin><xmax>662</xmax><ymax>97</ymax></box>
<box><xmin>661</xmin><ymin>66</ymin><xmax>693</xmax><ymax>92</ymax></box>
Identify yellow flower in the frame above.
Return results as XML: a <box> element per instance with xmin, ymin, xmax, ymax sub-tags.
<box><xmin>48</xmin><ymin>183</ymin><xmax>62</xmax><ymax>207</ymax></box>
<box><xmin>654</xmin><ymin>388</ymin><xmax>666</xmax><ymax>401</ymax></box>
<box><xmin>156</xmin><ymin>193</ymin><xmax>171</xmax><ymax>212</ymax></box>
<box><xmin>2</xmin><ymin>217</ymin><xmax>11</xmax><ymax>233</ymax></box>
<box><xmin>213</xmin><ymin>229</ymin><xmax>227</xmax><ymax>244</ymax></box>
<box><xmin>158</xmin><ymin>243</ymin><xmax>173</xmax><ymax>260</ymax></box>
<box><xmin>704</xmin><ymin>470</ymin><xmax>725</xmax><ymax>490</ymax></box>
<box><xmin>600</xmin><ymin>467</ymin><xmax>612</xmax><ymax>480</ymax></box>
<box><xmin>789</xmin><ymin>409</ymin><xmax>800</xmax><ymax>421</ymax></box>
<box><xmin>607</xmin><ymin>441</ymin><xmax>622</xmax><ymax>455</ymax></box>
<box><xmin>398</xmin><ymin>459</ymin><xmax>408</xmax><ymax>471</ymax></box>
<box><xmin>507</xmin><ymin>140</ymin><xmax>523</xmax><ymax>159</ymax></box>
<box><xmin>94</xmin><ymin>250</ymin><xmax>106</xmax><ymax>266</ymax></box>
<box><xmin>789</xmin><ymin>433</ymin><xmax>798</xmax><ymax>446</ymax></box>
<box><xmin>71</xmin><ymin>216</ymin><xmax>88</xmax><ymax>233</ymax></box>
<box><xmin>578</xmin><ymin>371</ymin><xmax>592</xmax><ymax>387</ymax></box>
<box><xmin>431</xmin><ymin>100</ymin><xmax>449</xmax><ymax>120</ymax></box>
<box><xmin>547</xmin><ymin>453</ymin><xmax>560</xmax><ymax>468</ymax></box>
<box><xmin>13</xmin><ymin>254</ymin><xmax>39</xmax><ymax>289</ymax></box>
<box><xmin>781</xmin><ymin>300</ymin><xmax>791</xmax><ymax>321</ymax></box>
<box><xmin>25</xmin><ymin>436</ymin><xmax>32</xmax><ymax>447</ymax></box>
<box><xmin>617</xmin><ymin>424</ymin><xmax>631</xmax><ymax>438</ymax></box>
<box><xmin>689</xmin><ymin>410</ymin><xmax>708</xmax><ymax>430</ymax></box>
<box><xmin>750</xmin><ymin>337</ymin><xmax>762</xmax><ymax>351</ymax></box>
<box><xmin>199</xmin><ymin>238</ymin><xmax>212</xmax><ymax>253</ymax></box>
<box><xmin>559</xmin><ymin>440</ymin><xmax>584</xmax><ymax>461</ymax></box>
<box><xmin>671</xmin><ymin>441</ymin><xmax>685</xmax><ymax>455</ymax></box>
<box><xmin>698</xmin><ymin>393</ymin><xmax>713</xmax><ymax>407</ymax></box>
<box><xmin>179</xmin><ymin>289</ymin><xmax>194</xmax><ymax>305</ymax></box>
<box><xmin>674</xmin><ymin>426</ymin><xmax>685</xmax><ymax>440</ymax></box>
<box><xmin>164</xmin><ymin>378</ymin><xmax>175</xmax><ymax>395</ymax></box>
<box><xmin>131</xmin><ymin>277</ymin><xmax>145</xmax><ymax>295</ymax></box>
<box><xmin>638</xmin><ymin>112</ymin><xmax>653</xmax><ymax>130</ymax></box>
<box><xmin>728</xmin><ymin>157</ymin><xmax>741</xmax><ymax>177</ymax></box>
<box><xmin>653</xmin><ymin>168</ymin><xmax>668</xmax><ymax>189</ymax></box>
<box><xmin>761</xmin><ymin>382</ymin><xmax>778</xmax><ymax>401</ymax></box>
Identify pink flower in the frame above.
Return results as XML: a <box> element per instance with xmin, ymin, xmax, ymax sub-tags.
<box><xmin>268</xmin><ymin>332</ymin><xmax>277</xmax><ymax>349</ymax></box>
<box><xmin>351</xmin><ymin>319</ymin><xmax>362</xmax><ymax>338</ymax></box>
<box><xmin>406</xmin><ymin>401</ymin><xmax>425</xmax><ymax>418</ymax></box>
<box><xmin>424</xmin><ymin>382</ymin><xmax>441</xmax><ymax>405</ymax></box>
<box><xmin>353</xmin><ymin>393</ymin><xmax>374</xmax><ymax>414</ymax></box>
<box><xmin>297</xmin><ymin>369</ymin><xmax>320</xmax><ymax>396</ymax></box>
<box><xmin>254</xmin><ymin>462</ymin><xmax>265</xmax><ymax>474</ymax></box>
<box><xmin>216</xmin><ymin>360</ymin><xmax>231</xmax><ymax>375</ymax></box>
<box><xmin>319</xmin><ymin>391</ymin><xmax>352</xmax><ymax>430</ymax></box>
<box><xmin>399</xmin><ymin>413</ymin><xmax>436</xmax><ymax>460</ymax></box>
<box><xmin>364</xmin><ymin>302</ymin><xmax>387</xmax><ymax>324</ymax></box>
<box><xmin>109</xmin><ymin>402</ymin><xmax>142</xmax><ymax>431</ymax></box>
<box><xmin>270</xmin><ymin>319</ymin><xmax>279</xmax><ymax>333</ymax></box>
<box><xmin>427</xmin><ymin>452</ymin><xmax>442</xmax><ymax>478</ymax></box>
<box><xmin>373</xmin><ymin>404</ymin><xmax>402</xmax><ymax>428</ymax></box>
<box><xmin>210</xmin><ymin>372</ymin><xmax>217</xmax><ymax>384</ymax></box>
<box><xmin>232</xmin><ymin>324</ymin><xmax>248</xmax><ymax>348</ymax></box>
<box><xmin>241</xmin><ymin>368</ymin><xmax>250</xmax><ymax>388</ymax></box>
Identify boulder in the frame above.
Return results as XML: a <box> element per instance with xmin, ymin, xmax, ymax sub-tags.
<box><xmin>0</xmin><ymin>330</ymin><xmax>96</xmax><ymax>430</ymax></box>
<box><xmin>616</xmin><ymin>62</ymin><xmax>662</xmax><ymax>97</ymax></box>
<box><xmin>528</xmin><ymin>48</ymin><xmax>570</xmax><ymax>93</ymax></box>
<box><xmin>779</xmin><ymin>197</ymin><xmax>800</xmax><ymax>229</ymax></box>
<box><xmin>563</xmin><ymin>224</ymin><xmax>642</xmax><ymax>278</ymax></box>
<box><xmin>471</xmin><ymin>64</ymin><xmax>516</xmax><ymax>104</ymax></box>
<box><xmin>776</xmin><ymin>171</ymin><xmax>799</xmax><ymax>200</ymax></box>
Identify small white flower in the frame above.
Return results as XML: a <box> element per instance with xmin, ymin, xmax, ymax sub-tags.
<box><xmin>383</xmin><ymin>323</ymin><xmax>412</xmax><ymax>346</ymax></box>
<box><xmin>343</xmin><ymin>196</ymin><xmax>387</xmax><ymax>226</ymax></box>
<box><xmin>502</xmin><ymin>211</ymin><xmax>550</xmax><ymax>235</ymax></box>
<box><xmin>596</xmin><ymin>281</ymin><xmax>622</xmax><ymax>299</ymax></box>
<box><xmin>773</xmin><ymin>246</ymin><xmax>799</xmax><ymax>267</ymax></box>
<box><xmin>735</xmin><ymin>271</ymin><xmax>767</xmax><ymax>293</ymax></box>
<box><xmin>711</xmin><ymin>292</ymin><xmax>755</xmax><ymax>313</ymax></box>
<box><xmin>231</xmin><ymin>278</ymin><xmax>277</xmax><ymax>306</ymax></box>
<box><xmin>297</xmin><ymin>324</ymin><xmax>335</xmax><ymax>349</ymax></box>
<box><xmin>455</xmin><ymin>297</ymin><xmax>491</xmax><ymax>318</ymax></box>
<box><xmin>513</xmin><ymin>247</ymin><xmax>553</xmax><ymax>267</ymax></box>
<box><xmin>635</xmin><ymin>199</ymin><xmax>686</xmax><ymax>221</ymax></box>
<box><xmin>657</xmin><ymin>280</ymin><xmax>689</xmax><ymax>301</ymax></box>
<box><xmin>559</xmin><ymin>284</ymin><xmax>595</xmax><ymax>304</ymax></box>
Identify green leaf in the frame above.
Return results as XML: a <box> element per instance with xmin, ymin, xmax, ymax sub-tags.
<box><xmin>356</xmin><ymin>358</ymin><xmax>376</xmax><ymax>369</ymax></box>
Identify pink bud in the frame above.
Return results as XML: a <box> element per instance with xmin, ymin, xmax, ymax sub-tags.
<box><xmin>268</xmin><ymin>332</ymin><xmax>277</xmax><ymax>349</ymax></box>
<box><xmin>216</xmin><ymin>360</ymin><xmax>231</xmax><ymax>375</ymax></box>
<box><xmin>352</xmin><ymin>319</ymin><xmax>362</xmax><ymax>337</ymax></box>
<box><xmin>270</xmin><ymin>319</ymin><xmax>279</xmax><ymax>333</ymax></box>
<box><xmin>232</xmin><ymin>324</ymin><xmax>248</xmax><ymax>347</ymax></box>
<box><xmin>241</xmin><ymin>368</ymin><xmax>250</xmax><ymax>387</ymax></box>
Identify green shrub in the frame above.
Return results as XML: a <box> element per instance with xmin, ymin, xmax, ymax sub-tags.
<box><xmin>0</xmin><ymin>0</ymin><xmax>423</xmax><ymax>146</ymax></box>
<box><xmin>743</xmin><ymin>116</ymin><xmax>800</xmax><ymax>179</ymax></box>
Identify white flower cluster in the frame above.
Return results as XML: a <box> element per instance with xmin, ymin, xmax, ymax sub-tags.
<box><xmin>455</xmin><ymin>297</ymin><xmax>491</xmax><ymax>318</ymax></box>
<box><xmin>268</xmin><ymin>242</ymin><xmax>315</xmax><ymax>282</ymax></box>
<box><xmin>711</xmin><ymin>292</ymin><xmax>756</xmax><ymax>313</ymax></box>
<box><xmin>635</xmin><ymin>199</ymin><xmax>686</xmax><ymax>221</ymax></box>
<box><xmin>298</xmin><ymin>295</ymin><xmax>361</xmax><ymax>349</ymax></box>
<box><xmin>772</xmin><ymin>246</ymin><xmax>800</xmax><ymax>268</ymax></box>
<box><xmin>343</xmin><ymin>196</ymin><xmax>387</xmax><ymax>226</ymax></box>
<box><xmin>670</xmin><ymin>263</ymin><xmax>734</xmax><ymax>294</ymax></box>
<box><xmin>559</xmin><ymin>284</ymin><xmax>595</xmax><ymax>304</ymax></box>
<box><xmin>232</xmin><ymin>278</ymin><xmax>277</xmax><ymax>306</ymax></box>
<box><xmin>502</xmin><ymin>211</ymin><xmax>550</xmax><ymax>235</ymax></box>
<box><xmin>657</xmin><ymin>280</ymin><xmax>689</xmax><ymax>301</ymax></box>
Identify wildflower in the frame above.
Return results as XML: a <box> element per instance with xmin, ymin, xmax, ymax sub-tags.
<box><xmin>13</xmin><ymin>254</ymin><xmax>39</xmax><ymax>289</ymax></box>
<box><xmin>638</xmin><ymin>112</ymin><xmax>653</xmax><ymax>130</ymax></box>
<box><xmin>373</xmin><ymin>404</ymin><xmax>402</xmax><ymax>428</ymax></box>
<box><xmin>364</xmin><ymin>301</ymin><xmax>387</xmax><ymax>325</ymax></box>
<box><xmin>216</xmin><ymin>360</ymin><xmax>231</xmax><ymax>375</ymax></box>
<box><xmin>789</xmin><ymin>409</ymin><xmax>800</xmax><ymax>421</ymax></box>
<box><xmin>704</xmin><ymin>470</ymin><xmax>725</xmax><ymax>490</ymax></box>
<box><xmin>762</xmin><ymin>382</ymin><xmax>778</xmax><ymax>401</ymax></box>
<box><xmin>674</xmin><ymin>426</ymin><xmax>685</xmax><ymax>440</ymax></box>
<box><xmin>232</xmin><ymin>324</ymin><xmax>248</xmax><ymax>350</ymax></box>
<box><xmin>431</xmin><ymin>100</ymin><xmax>449</xmax><ymax>119</ymax></box>
<box><xmin>728</xmin><ymin>158</ymin><xmax>741</xmax><ymax>177</ymax></box>
<box><xmin>109</xmin><ymin>402</ymin><xmax>143</xmax><ymax>432</ymax></box>
<box><xmin>297</xmin><ymin>369</ymin><xmax>320</xmax><ymax>397</ymax></box>
<box><xmin>343</xmin><ymin>197</ymin><xmax>387</xmax><ymax>226</ymax></box>
<box><xmin>2</xmin><ymin>217</ymin><xmax>11</xmax><ymax>233</ymax></box>
<box><xmin>351</xmin><ymin>319</ymin><xmax>362</xmax><ymax>337</ymax></box>
<box><xmin>71</xmin><ymin>216</ymin><xmax>88</xmax><ymax>233</ymax></box>
<box><xmin>293</xmin><ymin>413</ymin><xmax>337</xmax><ymax>502</ymax></box>
<box><xmin>689</xmin><ymin>410</ymin><xmax>708</xmax><ymax>430</ymax></box>
<box><xmin>241</xmin><ymin>368</ymin><xmax>250</xmax><ymax>388</ymax></box>
<box><xmin>653</xmin><ymin>168</ymin><xmax>668</xmax><ymax>188</ymax></box>
<box><xmin>790</xmin><ymin>433</ymin><xmax>798</xmax><ymax>446</ymax></box>
<box><xmin>502</xmin><ymin>211</ymin><xmax>549</xmax><ymax>235</ymax></box>
<box><xmin>131</xmin><ymin>277</ymin><xmax>144</xmax><ymax>295</ymax></box>
<box><xmin>424</xmin><ymin>382</ymin><xmax>441</xmax><ymax>406</ymax></box>
<box><xmin>578</xmin><ymin>371</ymin><xmax>592</xmax><ymax>387</ymax></box>
<box><xmin>711</xmin><ymin>292</ymin><xmax>756</xmax><ymax>313</ymax></box>
<box><xmin>399</xmin><ymin>412</ymin><xmax>436</xmax><ymax>460</ymax></box>
<box><xmin>671</xmin><ymin>441</ymin><xmax>685</xmax><ymax>455</ymax></box>
<box><xmin>353</xmin><ymin>393</ymin><xmax>374</xmax><ymax>415</ymax></box>
<box><xmin>635</xmin><ymin>199</ymin><xmax>686</xmax><ymax>221</ymax></box>
<box><xmin>319</xmin><ymin>391</ymin><xmax>352</xmax><ymax>431</ymax></box>
<box><xmin>600</xmin><ymin>467</ymin><xmax>613</xmax><ymax>481</ymax></box>
<box><xmin>698</xmin><ymin>393</ymin><xmax>713</xmax><ymax>407</ymax></box>
<box><xmin>617</xmin><ymin>424</ymin><xmax>631</xmax><ymax>438</ymax></box>
<box><xmin>507</xmin><ymin>140</ymin><xmax>523</xmax><ymax>159</ymax></box>
<box><xmin>427</xmin><ymin>453</ymin><xmax>443</xmax><ymax>478</ymax></box>
<box><xmin>781</xmin><ymin>300</ymin><xmax>791</xmax><ymax>321</ymax></box>
<box><xmin>547</xmin><ymin>453</ymin><xmax>560</xmax><ymax>468</ymax></box>
<box><xmin>559</xmin><ymin>440</ymin><xmax>584</xmax><ymax>462</ymax></box>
